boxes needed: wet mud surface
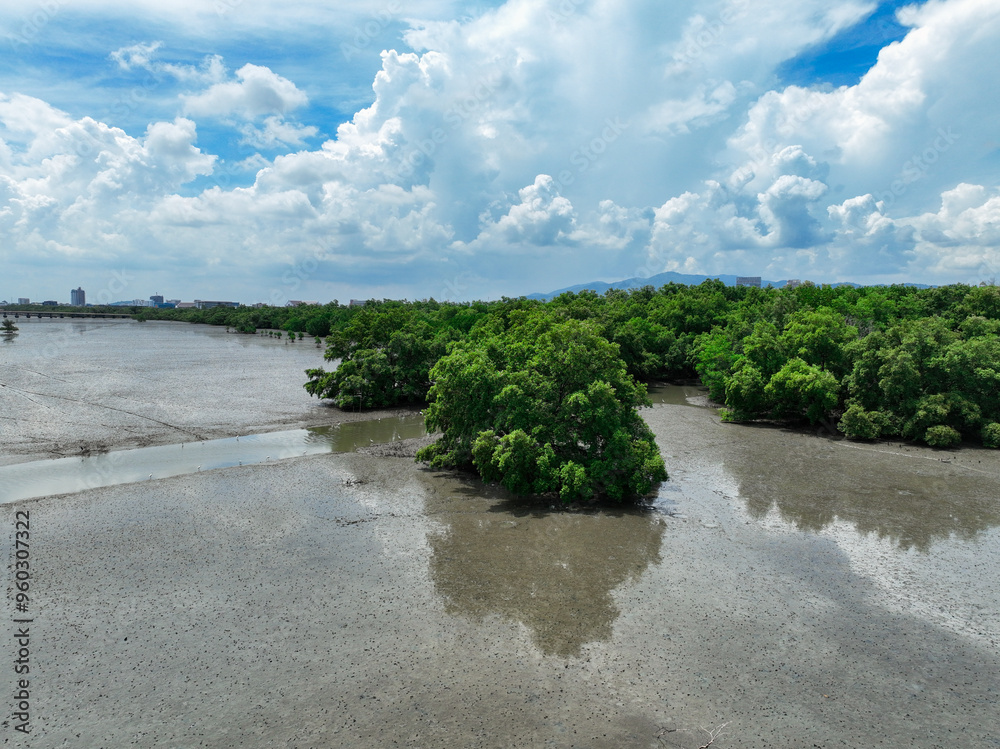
[0,319,405,466]
[2,323,999,747]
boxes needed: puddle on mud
[0,413,426,504]
[421,477,665,657]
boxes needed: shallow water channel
[0,414,426,503]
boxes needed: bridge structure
[0,310,134,319]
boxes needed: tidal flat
[0,318,412,467]
[2,322,998,747]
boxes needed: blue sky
[778,0,911,87]
[1,0,998,304]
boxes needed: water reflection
[424,480,664,657]
[0,414,426,504]
[308,415,426,450]
[721,431,1000,552]
[646,383,712,407]
[71,322,102,333]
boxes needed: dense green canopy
[416,316,667,502]
[136,280,1000,459]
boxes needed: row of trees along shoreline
[129,281,1000,501]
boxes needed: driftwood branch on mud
[656,720,730,749]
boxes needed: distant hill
[526,271,929,300]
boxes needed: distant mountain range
[526,271,931,300]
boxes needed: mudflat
[3,322,999,747]
[0,319,413,466]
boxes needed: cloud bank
[1,0,998,302]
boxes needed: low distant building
[149,294,173,308]
[286,300,319,307]
[71,287,86,306]
[194,300,240,309]
[175,302,197,309]
[17,298,29,305]
[736,276,762,288]
[41,300,58,306]
[349,299,367,307]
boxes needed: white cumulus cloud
[3,0,1000,299]
[182,63,309,120]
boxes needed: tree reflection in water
[423,476,665,657]
[721,427,1000,552]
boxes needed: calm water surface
[0,415,427,504]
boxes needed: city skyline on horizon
[7,266,982,309]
